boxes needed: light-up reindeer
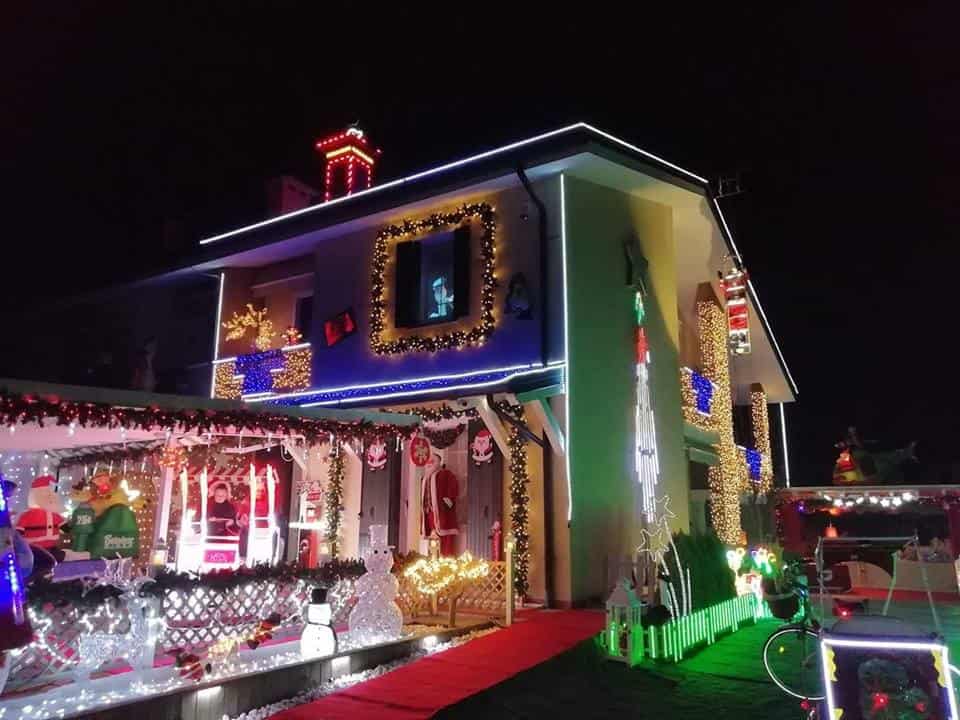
[74,560,162,681]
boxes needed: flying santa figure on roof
[15,475,65,550]
[421,452,459,556]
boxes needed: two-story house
[119,124,797,607]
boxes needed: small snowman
[348,524,402,645]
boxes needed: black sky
[2,4,958,484]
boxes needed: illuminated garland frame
[324,444,346,558]
[496,401,530,598]
[0,389,411,445]
[370,203,497,355]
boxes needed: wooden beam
[476,397,511,457]
[528,397,566,456]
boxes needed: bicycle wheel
[763,626,825,700]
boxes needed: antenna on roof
[714,173,744,199]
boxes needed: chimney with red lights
[315,127,380,202]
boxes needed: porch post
[152,437,177,565]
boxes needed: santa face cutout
[366,440,387,472]
[471,430,494,465]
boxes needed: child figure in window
[207,482,237,537]
[429,275,454,319]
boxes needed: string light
[749,384,773,493]
[324,444,345,558]
[697,294,742,545]
[403,552,490,596]
[370,203,497,355]
[634,292,660,522]
[497,401,530,597]
[316,128,379,202]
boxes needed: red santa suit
[15,476,64,550]
[422,466,459,556]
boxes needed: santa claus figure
[15,476,65,550]
[471,430,494,465]
[366,439,387,472]
[421,453,459,556]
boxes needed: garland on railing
[0,389,415,445]
[26,560,367,610]
[325,444,346,558]
[496,401,530,597]
[423,423,466,449]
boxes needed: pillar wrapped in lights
[696,285,742,545]
[749,383,773,494]
[324,443,345,558]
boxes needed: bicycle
[761,562,826,703]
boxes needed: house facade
[123,125,798,606]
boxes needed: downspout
[516,166,554,607]
[516,166,549,368]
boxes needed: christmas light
[497,401,531,597]
[317,127,379,202]
[720,266,751,355]
[324,444,345,558]
[200,123,706,247]
[209,272,225,399]
[223,304,276,352]
[820,638,959,720]
[560,173,573,522]
[749,385,773,493]
[403,552,490,596]
[697,294,742,544]
[634,292,660,522]
[369,203,496,355]
[779,403,791,487]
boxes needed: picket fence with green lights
[605,593,772,665]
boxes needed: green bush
[662,530,735,612]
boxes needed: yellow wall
[563,175,689,605]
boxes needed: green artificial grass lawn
[434,619,803,720]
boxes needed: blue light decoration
[745,448,762,482]
[690,371,714,414]
[0,473,30,639]
[235,349,285,395]
[265,363,564,407]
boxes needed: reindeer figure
[74,561,161,681]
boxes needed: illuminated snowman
[348,524,402,645]
[300,586,337,658]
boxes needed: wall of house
[304,185,546,388]
[559,175,689,606]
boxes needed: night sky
[3,6,957,485]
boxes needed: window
[394,226,471,328]
[295,295,313,340]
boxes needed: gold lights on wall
[749,384,773,494]
[696,296,742,546]
[369,203,497,355]
[273,347,312,391]
[214,362,242,400]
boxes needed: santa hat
[32,475,56,490]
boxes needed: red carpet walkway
[274,609,604,720]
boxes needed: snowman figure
[348,524,402,645]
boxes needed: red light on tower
[315,127,380,202]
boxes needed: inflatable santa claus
[421,453,459,556]
[15,475,64,550]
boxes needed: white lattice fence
[4,578,359,693]
[450,560,509,614]
[7,601,133,690]
[159,579,307,653]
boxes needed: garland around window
[369,203,497,355]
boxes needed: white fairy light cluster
[227,627,499,720]
[347,525,403,645]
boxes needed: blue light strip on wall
[259,363,564,407]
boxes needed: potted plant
[762,559,800,620]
